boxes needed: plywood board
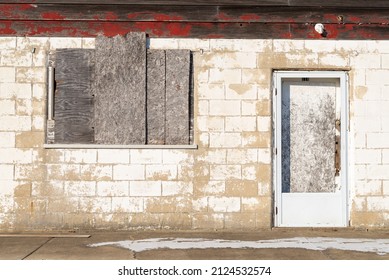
[94,33,147,144]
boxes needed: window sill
[43,144,198,149]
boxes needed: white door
[274,71,348,227]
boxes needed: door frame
[273,71,349,227]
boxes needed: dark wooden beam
[5,1,389,8]
[2,20,389,39]
[2,4,389,24]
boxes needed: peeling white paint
[89,237,389,255]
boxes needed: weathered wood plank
[55,49,95,97]
[165,50,190,145]
[54,49,94,144]
[94,33,147,145]
[147,50,166,145]
[4,5,389,24]
[54,97,94,143]
[3,21,389,39]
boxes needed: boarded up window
[48,33,193,145]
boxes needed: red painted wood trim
[1,20,389,39]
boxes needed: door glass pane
[281,80,338,193]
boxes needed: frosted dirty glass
[281,82,337,193]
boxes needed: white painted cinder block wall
[0,36,389,231]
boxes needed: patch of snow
[88,237,389,255]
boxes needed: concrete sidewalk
[1,229,389,260]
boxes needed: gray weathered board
[94,33,147,145]
[281,81,336,193]
[54,49,95,144]
[147,50,166,144]
[165,50,191,145]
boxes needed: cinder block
[383,181,389,195]
[197,116,225,132]
[199,52,256,69]
[210,39,272,52]
[226,84,257,100]
[192,197,208,212]
[367,133,389,148]
[146,164,178,180]
[209,68,241,83]
[78,197,112,213]
[285,53,319,67]
[258,148,271,164]
[178,39,210,51]
[1,50,32,67]
[336,41,368,53]
[210,164,241,180]
[224,213,258,229]
[319,54,349,67]
[226,149,257,164]
[82,38,96,49]
[192,213,224,229]
[149,38,179,49]
[130,181,161,196]
[366,196,389,211]
[16,99,33,116]
[50,38,82,49]
[194,180,225,195]
[0,83,32,99]
[97,181,129,197]
[80,165,112,181]
[162,181,193,196]
[112,197,144,213]
[197,83,224,100]
[257,116,271,132]
[242,132,270,148]
[15,131,44,148]
[209,133,241,148]
[197,100,209,116]
[225,116,256,132]
[354,117,381,132]
[197,149,226,164]
[0,164,14,180]
[130,150,162,164]
[196,68,209,83]
[0,67,15,82]
[355,149,381,164]
[0,148,32,164]
[16,67,45,83]
[366,69,389,85]
[304,40,337,53]
[98,149,129,164]
[16,37,49,50]
[65,150,97,164]
[32,116,45,131]
[241,101,256,116]
[366,165,389,180]
[209,100,241,116]
[353,86,381,101]
[0,180,14,195]
[354,164,367,180]
[354,132,366,148]
[0,38,16,49]
[381,150,389,163]
[355,180,382,196]
[351,54,381,69]
[0,100,15,115]
[242,69,270,85]
[225,179,258,197]
[273,40,305,52]
[65,181,96,197]
[163,150,194,164]
[113,164,145,180]
[32,84,44,100]
[0,116,31,131]
[208,196,240,212]
[0,132,15,147]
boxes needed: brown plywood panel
[54,49,94,143]
[281,81,337,193]
[165,50,190,145]
[147,50,166,144]
[94,33,146,144]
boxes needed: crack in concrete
[22,237,54,260]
